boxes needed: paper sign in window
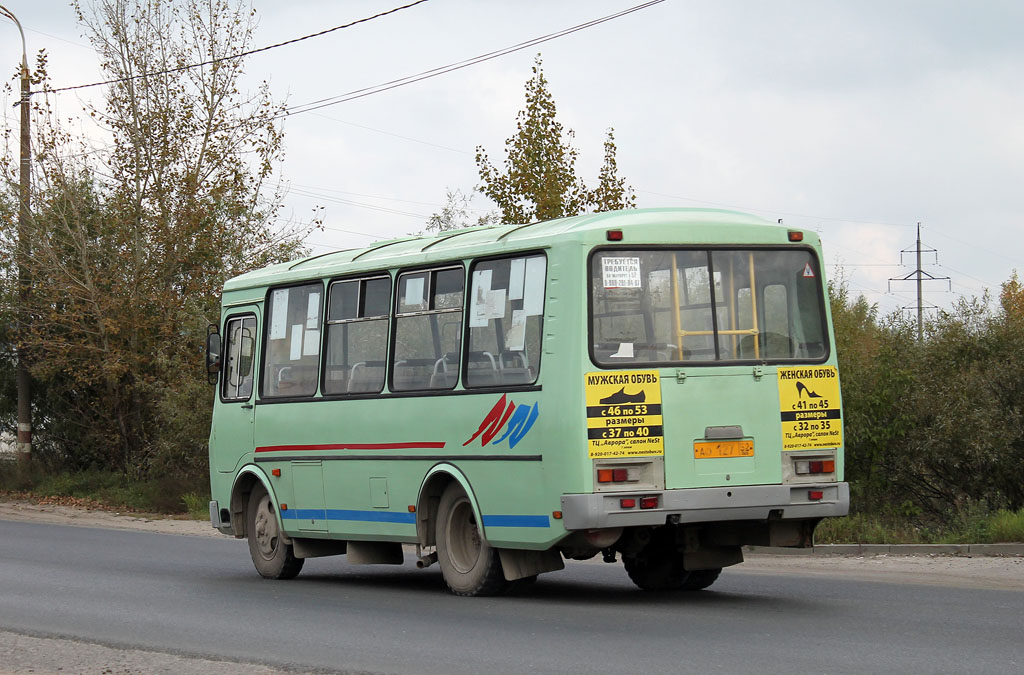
[270,289,288,340]
[508,258,526,301]
[602,256,642,289]
[289,324,303,361]
[404,277,425,309]
[303,329,320,357]
[306,292,320,329]
[484,289,506,320]
[469,270,492,328]
[505,310,527,351]
[610,342,635,358]
[523,257,546,316]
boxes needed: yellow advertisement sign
[585,370,664,459]
[777,366,843,450]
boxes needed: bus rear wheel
[247,484,303,580]
[623,551,690,591]
[436,484,508,596]
[680,568,721,591]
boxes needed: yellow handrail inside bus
[671,253,683,361]
[748,252,760,360]
[671,251,761,361]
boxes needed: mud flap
[499,548,565,581]
[683,546,744,571]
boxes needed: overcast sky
[4,0,1023,317]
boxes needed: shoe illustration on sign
[796,381,822,399]
[599,387,646,405]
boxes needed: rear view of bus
[564,220,848,590]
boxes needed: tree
[591,128,636,212]
[1,0,305,482]
[425,188,500,233]
[475,55,596,224]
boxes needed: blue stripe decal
[280,509,546,527]
[279,508,414,524]
[482,515,551,528]
[280,509,325,520]
[326,509,416,524]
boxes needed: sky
[3,0,1023,318]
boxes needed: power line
[289,186,430,220]
[308,112,472,155]
[43,0,432,95]
[33,0,666,158]
[266,0,667,120]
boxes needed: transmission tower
[888,223,950,340]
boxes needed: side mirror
[205,324,221,385]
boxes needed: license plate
[694,439,754,458]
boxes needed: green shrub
[986,509,1024,543]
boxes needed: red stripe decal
[255,442,446,453]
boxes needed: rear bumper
[560,482,849,530]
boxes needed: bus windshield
[591,248,828,365]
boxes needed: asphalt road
[0,519,1021,674]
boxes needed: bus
[205,207,849,596]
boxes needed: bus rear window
[590,248,828,365]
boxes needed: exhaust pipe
[416,552,438,569]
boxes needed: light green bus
[206,207,849,596]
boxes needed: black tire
[680,568,721,591]
[246,484,303,580]
[435,484,509,596]
[623,552,690,591]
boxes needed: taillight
[795,457,836,475]
[597,467,632,484]
[639,496,659,510]
[619,498,636,509]
[808,490,824,501]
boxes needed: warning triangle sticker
[802,263,815,278]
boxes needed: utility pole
[1,5,32,463]
[889,222,950,341]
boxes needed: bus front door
[213,307,260,474]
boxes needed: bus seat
[429,354,458,389]
[276,365,317,395]
[348,361,384,393]
[393,360,430,391]
[324,365,349,393]
[465,351,499,387]
[499,351,533,385]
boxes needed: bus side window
[324,275,391,395]
[466,254,545,387]
[392,266,464,392]
[262,283,323,398]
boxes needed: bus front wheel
[246,484,303,580]
[435,484,508,596]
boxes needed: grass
[986,509,1024,543]
[0,463,209,517]
[815,510,1024,545]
